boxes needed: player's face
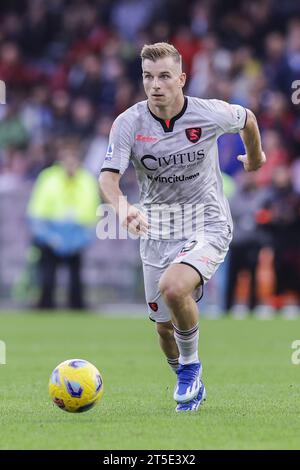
[142,57,186,108]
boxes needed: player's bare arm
[99,171,148,236]
[237,109,266,171]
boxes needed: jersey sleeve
[100,114,134,175]
[205,99,247,137]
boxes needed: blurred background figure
[83,116,112,177]
[226,172,267,317]
[27,139,99,309]
[200,172,236,317]
[256,166,300,317]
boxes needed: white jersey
[100,96,247,240]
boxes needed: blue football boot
[175,380,206,412]
[173,362,202,403]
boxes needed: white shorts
[140,226,232,323]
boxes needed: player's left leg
[167,228,232,408]
[156,321,179,372]
[159,264,203,403]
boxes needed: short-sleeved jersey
[100,96,247,240]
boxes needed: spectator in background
[0,102,29,151]
[84,115,112,177]
[226,171,267,314]
[0,41,44,90]
[187,33,225,98]
[263,31,286,91]
[255,128,291,187]
[257,166,300,316]
[111,0,159,41]
[20,85,52,145]
[27,138,99,309]
[258,92,296,157]
[69,97,95,140]
[68,54,103,104]
[291,158,300,194]
[276,19,300,97]
[49,90,72,138]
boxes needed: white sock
[173,323,199,365]
[167,357,179,373]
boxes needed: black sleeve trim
[241,108,248,130]
[100,168,120,174]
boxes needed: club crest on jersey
[148,302,158,312]
[185,128,202,143]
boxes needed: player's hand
[237,151,266,172]
[121,205,149,237]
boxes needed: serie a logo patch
[105,143,114,161]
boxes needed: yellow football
[49,359,104,412]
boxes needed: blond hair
[141,42,182,68]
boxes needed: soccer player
[99,43,266,412]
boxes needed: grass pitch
[0,312,299,450]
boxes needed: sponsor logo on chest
[140,150,205,171]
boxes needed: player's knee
[159,279,186,305]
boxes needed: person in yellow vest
[27,139,99,309]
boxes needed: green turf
[0,312,299,450]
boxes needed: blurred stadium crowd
[0,0,300,314]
